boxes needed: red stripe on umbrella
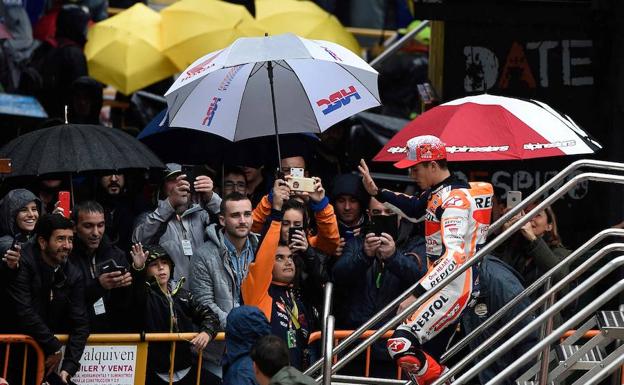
[374,95,599,163]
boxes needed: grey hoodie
[0,189,41,255]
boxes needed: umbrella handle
[267,60,282,166]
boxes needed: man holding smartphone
[359,135,493,385]
[332,197,426,377]
[70,201,133,332]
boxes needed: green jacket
[269,367,316,385]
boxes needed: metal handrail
[305,159,624,375]
[323,316,335,385]
[454,256,624,385]
[369,21,430,68]
[440,228,624,363]
[580,346,624,385]
[324,172,624,376]
[321,283,334,355]
[490,159,624,234]
[331,375,410,384]
[305,170,624,376]
[432,242,624,385]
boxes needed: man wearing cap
[359,135,492,385]
[132,163,222,289]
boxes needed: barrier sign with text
[72,344,147,385]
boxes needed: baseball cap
[164,163,182,179]
[393,135,447,169]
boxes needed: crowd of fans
[0,143,574,385]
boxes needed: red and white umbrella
[374,94,602,162]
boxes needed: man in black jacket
[8,214,89,383]
[70,201,134,332]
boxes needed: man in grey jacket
[190,192,260,380]
[132,164,221,288]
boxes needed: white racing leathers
[377,176,493,345]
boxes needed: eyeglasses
[224,181,246,189]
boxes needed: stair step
[596,310,624,339]
[555,344,605,370]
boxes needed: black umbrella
[0,124,164,177]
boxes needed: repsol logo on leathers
[411,295,451,333]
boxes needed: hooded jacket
[330,173,369,237]
[269,367,316,385]
[222,306,271,385]
[0,189,41,322]
[133,196,221,288]
[190,223,260,366]
[0,188,41,255]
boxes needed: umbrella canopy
[161,0,265,71]
[84,3,177,95]
[165,33,380,149]
[0,124,164,177]
[374,94,602,162]
[255,0,360,54]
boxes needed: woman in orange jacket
[251,177,340,256]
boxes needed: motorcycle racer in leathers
[359,135,493,385]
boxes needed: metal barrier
[55,332,225,385]
[306,168,624,378]
[451,257,624,384]
[0,335,45,385]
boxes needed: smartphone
[287,176,316,193]
[370,214,399,240]
[58,191,71,219]
[0,159,11,174]
[506,191,522,209]
[10,233,27,251]
[96,259,128,276]
[288,226,304,244]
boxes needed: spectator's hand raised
[376,233,396,259]
[99,270,132,290]
[194,175,215,202]
[358,159,379,196]
[363,233,381,258]
[191,331,211,351]
[272,178,290,211]
[52,200,66,217]
[289,229,308,253]
[3,244,20,270]
[168,175,190,209]
[131,243,149,270]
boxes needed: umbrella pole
[267,60,282,167]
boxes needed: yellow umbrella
[255,0,361,54]
[161,0,265,70]
[85,3,177,95]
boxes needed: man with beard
[7,214,89,384]
[191,192,260,382]
[70,201,133,332]
[98,173,147,251]
[133,164,221,288]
